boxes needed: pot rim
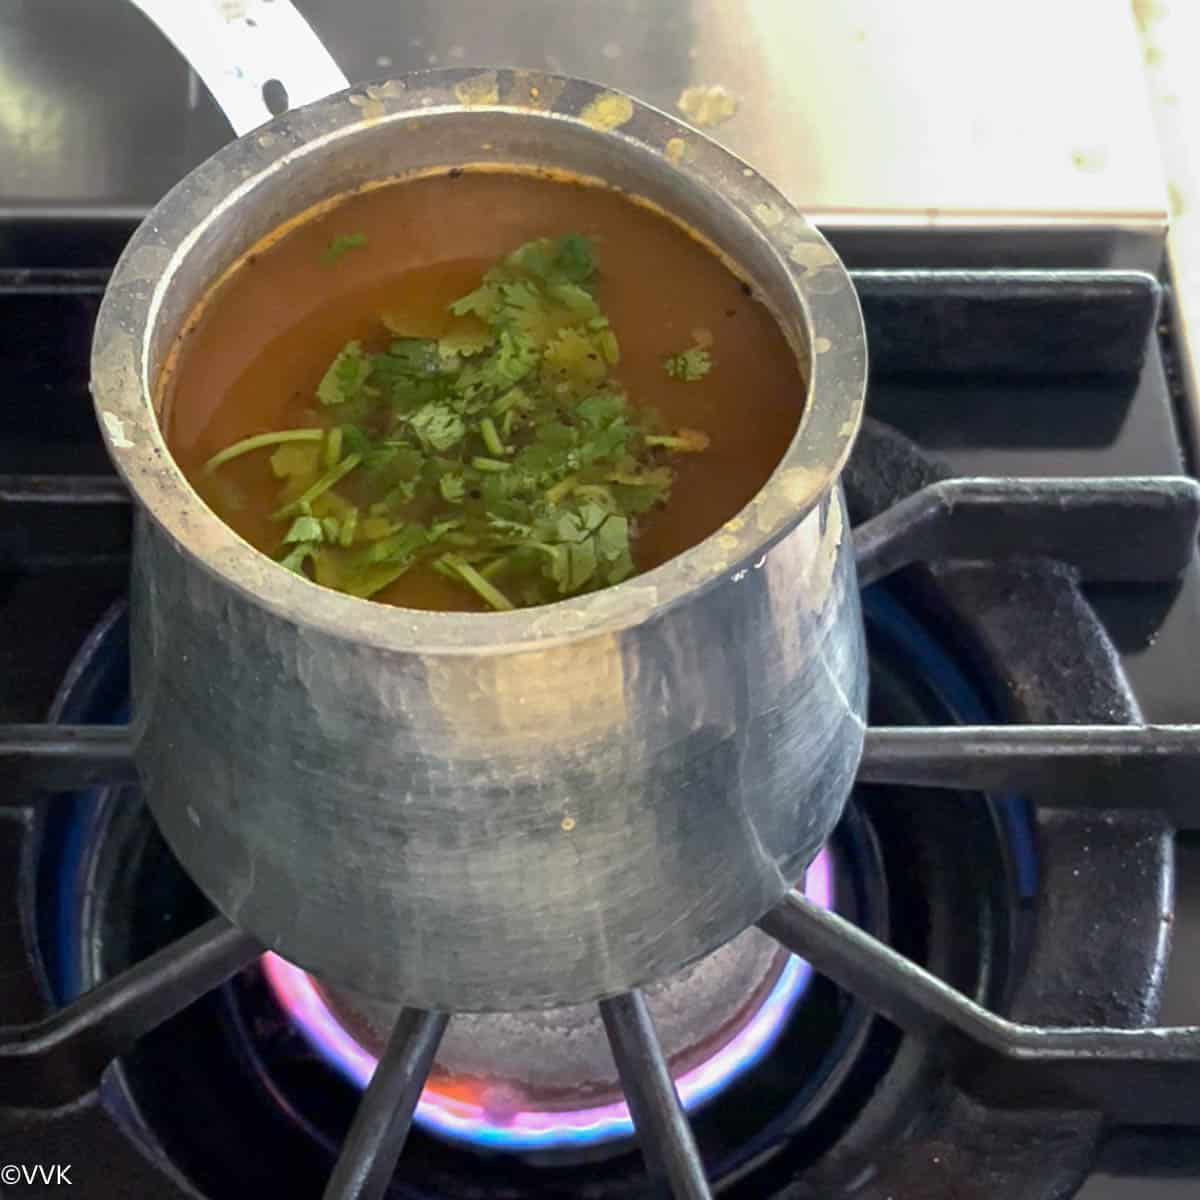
[91,67,866,654]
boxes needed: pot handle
[127,0,349,138]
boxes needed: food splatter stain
[579,91,635,132]
[677,84,739,128]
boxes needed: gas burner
[27,468,1045,1196]
[7,261,1200,1200]
[262,853,832,1152]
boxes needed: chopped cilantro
[279,542,319,575]
[449,282,500,321]
[203,427,324,475]
[408,402,466,452]
[317,342,373,406]
[549,282,600,318]
[479,417,507,457]
[437,553,515,611]
[544,327,609,390]
[283,515,325,544]
[341,424,372,457]
[438,324,492,366]
[364,524,428,566]
[548,233,596,284]
[645,428,711,453]
[663,346,712,381]
[439,472,466,502]
[503,234,595,285]
[205,233,711,609]
[271,452,363,520]
[322,426,344,468]
[323,233,368,264]
[388,338,441,375]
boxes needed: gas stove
[3,221,1200,1197]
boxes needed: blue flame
[263,846,834,1151]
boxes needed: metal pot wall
[92,8,868,1011]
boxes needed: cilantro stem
[347,560,415,599]
[544,475,576,505]
[479,417,507,457]
[339,507,359,547]
[471,456,511,472]
[323,426,343,468]
[203,428,324,475]
[575,484,615,506]
[271,452,363,520]
[479,556,510,579]
[644,429,711,453]
[439,554,515,611]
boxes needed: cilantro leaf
[317,341,373,406]
[271,452,363,520]
[503,235,595,286]
[338,558,417,599]
[408,402,466,451]
[388,338,441,375]
[438,323,492,366]
[549,234,596,284]
[364,524,428,565]
[283,515,325,544]
[543,327,608,390]
[503,238,558,280]
[279,542,319,575]
[493,329,537,386]
[495,280,557,345]
[577,392,626,427]
[323,233,368,264]
[439,472,466,502]
[549,282,600,318]
[663,346,712,381]
[267,438,322,480]
[449,282,501,320]
[340,424,372,457]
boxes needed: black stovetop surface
[3,218,1200,1198]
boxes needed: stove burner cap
[262,849,834,1151]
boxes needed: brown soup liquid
[163,170,805,611]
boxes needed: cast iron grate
[3,484,1200,1199]
[4,261,1200,1197]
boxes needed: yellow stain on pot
[503,71,566,111]
[753,202,784,229]
[347,93,386,121]
[579,92,635,132]
[677,84,739,128]
[786,239,837,272]
[365,80,406,101]
[454,71,500,107]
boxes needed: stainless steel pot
[93,4,868,1011]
